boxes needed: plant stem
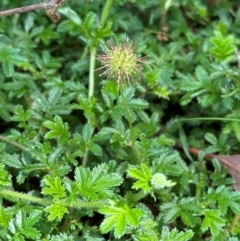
[132,190,148,202]
[88,46,97,98]
[83,44,96,166]
[0,189,108,209]
[82,147,89,167]
[100,0,113,26]
[0,134,26,150]
[221,88,240,97]
[120,85,141,163]
[0,189,51,206]
[83,0,114,166]
[176,117,240,123]
[228,214,240,233]
[88,0,113,98]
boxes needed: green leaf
[99,202,144,238]
[161,198,201,227]
[206,186,240,214]
[204,132,217,145]
[88,142,103,156]
[204,133,229,153]
[136,217,159,241]
[0,206,12,228]
[127,163,152,192]
[0,164,11,186]
[201,209,225,237]
[154,152,186,176]
[74,163,123,200]
[160,226,194,241]
[82,123,94,142]
[11,105,31,124]
[0,46,27,77]
[42,176,66,200]
[195,65,208,83]
[58,7,81,25]
[2,154,23,169]
[100,86,148,124]
[8,209,41,239]
[177,122,193,161]
[46,204,68,221]
[43,115,70,144]
[223,113,240,142]
[210,30,235,61]
[81,123,103,156]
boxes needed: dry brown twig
[0,0,66,22]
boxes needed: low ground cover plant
[1,0,240,240]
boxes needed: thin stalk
[88,0,113,97]
[82,147,89,167]
[228,214,240,233]
[100,0,113,26]
[120,85,141,163]
[132,190,148,202]
[0,189,51,206]
[176,117,240,123]
[83,46,96,166]
[221,88,240,98]
[0,134,26,150]
[83,0,114,166]
[0,189,108,209]
[88,46,97,97]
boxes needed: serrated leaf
[201,209,225,237]
[42,176,65,200]
[47,88,62,106]
[74,163,123,200]
[46,204,68,221]
[88,142,103,156]
[2,154,23,169]
[127,163,152,192]
[100,215,116,234]
[8,209,41,239]
[0,47,27,77]
[115,213,127,238]
[99,203,144,238]
[82,123,94,142]
[207,186,240,214]
[0,163,11,186]
[154,152,185,176]
[43,115,70,143]
[161,198,201,226]
[210,31,235,61]
[161,226,194,241]
[0,206,12,228]
[195,65,208,83]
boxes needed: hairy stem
[83,0,114,166]
[0,189,51,206]
[0,189,108,209]
[120,85,141,163]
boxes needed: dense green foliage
[1,0,240,240]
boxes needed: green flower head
[150,173,176,190]
[97,36,146,87]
